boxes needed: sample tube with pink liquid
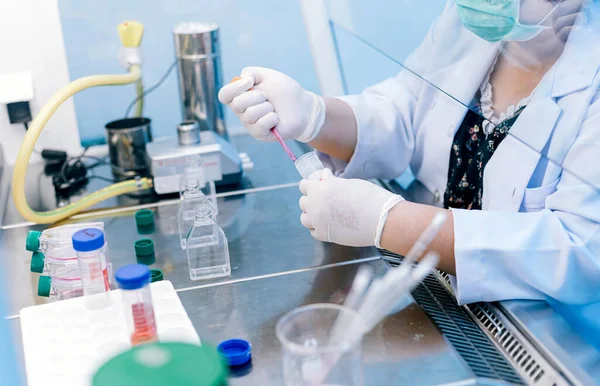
[115,264,158,346]
[72,228,111,309]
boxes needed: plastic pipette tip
[270,128,297,162]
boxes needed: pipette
[270,126,297,162]
[313,213,448,384]
[382,211,447,285]
[313,252,440,385]
[328,265,373,345]
[230,77,297,162]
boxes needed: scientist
[219,0,600,305]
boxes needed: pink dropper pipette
[231,77,297,162]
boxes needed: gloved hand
[218,67,326,142]
[299,169,405,247]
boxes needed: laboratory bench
[1,133,599,385]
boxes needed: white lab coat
[320,2,600,305]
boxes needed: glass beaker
[276,304,364,386]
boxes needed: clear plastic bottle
[30,251,79,277]
[178,178,213,249]
[26,222,105,255]
[27,222,112,288]
[115,264,158,346]
[295,151,325,180]
[37,276,83,300]
[186,204,231,281]
[179,154,218,214]
[72,228,111,309]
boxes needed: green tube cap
[150,269,163,283]
[135,209,154,227]
[135,238,154,256]
[137,223,155,235]
[38,276,51,297]
[26,231,42,252]
[135,238,156,265]
[93,342,227,386]
[30,252,45,273]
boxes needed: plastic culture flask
[276,304,364,386]
[72,228,111,309]
[30,251,80,278]
[31,251,113,293]
[26,222,106,255]
[37,276,83,300]
[295,152,325,180]
[115,264,158,346]
[179,154,218,214]
[27,222,112,287]
[178,178,213,249]
[186,204,231,281]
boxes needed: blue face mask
[456,0,558,42]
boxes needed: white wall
[298,0,346,97]
[0,0,81,165]
[57,0,321,142]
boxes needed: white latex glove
[218,67,326,142]
[299,169,405,247]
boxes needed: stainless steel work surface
[1,134,306,227]
[1,185,378,316]
[178,260,475,385]
[501,300,600,385]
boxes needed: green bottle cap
[38,276,51,297]
[137,223,155,235]
[135,238,156,265]
[26,231,42,252]
[30,252,45,273]
[135,209,154,227]
[150,269,163,283]
[92,342,228,386]
[134,238,154,256]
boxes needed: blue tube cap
[115,264,151,290]
[72,228,105,252]
[217,339,251,367]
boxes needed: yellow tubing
[12,65,153,224]
[135,79,144,116]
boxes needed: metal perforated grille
[380,251,523,382]
[412,273,525,384]
[437,272,567,385]
[469,304,550,384]
[382,250,567,385]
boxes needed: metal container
[173,22,228,141]
[105,117,153,179]
[177,120,201,146]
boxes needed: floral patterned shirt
[443,100,525,210]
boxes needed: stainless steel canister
[173,22,228,141]
[177,120,201,146]
[105,117,153,179]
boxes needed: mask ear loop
[516,1,561,29]
[538,2,560,26]
[500,2,563,70]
